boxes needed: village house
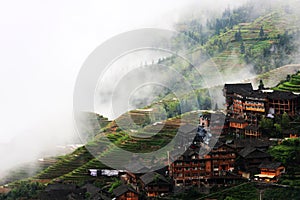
[113,185,139,200]
[140,172,171,198]
[226,138,273,152]
[81,183,111,200]
[169,147,207,186]
[169,140,242,187]
[254,161,285,182]
[283,129,299,139]
[244,125,262,138]
[267,91,299,116]
[223,82,300,138]
[236,146,272,178]
[199,112,228,136]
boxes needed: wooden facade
[229,119,248,129]
[140,172,171,198]
[254,162,285,182]
[244,125,262,138]
[170,143,237,186]
[113,185,139,200]
[237,146,272,176]
[223,83,300,138]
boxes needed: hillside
[166,6,300,94]
[28,110,201,184]
[4,1,300,189]
[274,70,300,92]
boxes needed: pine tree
[240,42,245,54]
[259,26,265,38]
[258,80,265,90]
[235,29,242,41]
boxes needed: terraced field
[34,146,94,180]
[31,109,199,183]
[274,71,300,92]
[197,9,299,82]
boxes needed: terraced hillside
[0,158,57,185]
[34,146,94,181]
[172,8,300,93]
[31,109,201,183]
[274,71,300,92]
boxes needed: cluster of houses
[41,82,298,199]
[223,82,299,138]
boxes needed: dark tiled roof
[211,141,235,150]
[229,139,273,149]
[140,172,169,186]
[81,184,100,196]
[248,90,268,98]
[259,161,282,169]
[224,83,253,94]
[267,90,299,100]
[113,185,138,197]
[245,125,260,131]
[239,146,270,158]
[98,193,111,200]
[45,183,77,192]
[283,129,298,134]
[224,83,299,101]
[229,118,246,123]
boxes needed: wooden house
[267,91,299,116]
[244,125,261,138]
[140,172,171,198]
[254,161,285,182]
[237,146,272,178]
[170,142,240,187]
[113,185,139,200]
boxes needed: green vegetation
[196,182,258,200]
[274,71,300,92]
[34,146,94,180]
[263,187,300,200]
[0,182,45,200]
[108,178,122,193]
[269,138,300,186]
[259,112,292,138]
[168,4,300,94]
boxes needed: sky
[0,0,248,173]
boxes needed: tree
[258,79,265,90]
[274,123,282,137]
[240,42,245,54]
[281,112,290,129]
[214,103,219,111]
[259,116,274,136]
[259,26,265,38]
[235,29,242,41]
[203,98,211,110]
